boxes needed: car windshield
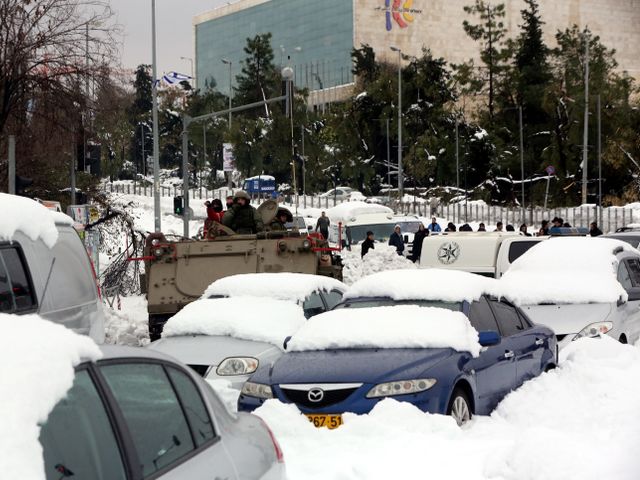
[346,224,396,245]
[336,298,463,311]
[395,221,423,233]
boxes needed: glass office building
[195,0,355,95]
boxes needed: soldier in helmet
[269,208,292,231]
[222,190,264,234]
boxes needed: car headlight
[241,381,273,399]
[366,378,437,399]
[216,357,258,376]
[574,321,613,341]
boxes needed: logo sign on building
[223,143,235,172]
[379,0,423,32]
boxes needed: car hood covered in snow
[266,348,455,385]
[521,303,613,335]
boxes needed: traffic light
[173,196,184,215]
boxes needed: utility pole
[140,124,146,177]
[8,136,15,194]
[151,0,161,232]
[519,106,525,223]
[581,33,590,205]
[455,118,460,190]
[386,118,391,199]
[202,123,207,189]
[70,137,77,205]
[301,124,306,206]
[390,46,403,198]
[597,94,602,226]
[182,115,190,238]
[221,58,233,190]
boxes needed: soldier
[222,190,264,234]
[269,208,292,231]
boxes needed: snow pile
[203,273,345,302]
[0,193,61,248]
[500,237,630,305]
[327,201,393,221]
[104,296,150,346]
[255,337,640,480]
[342,244,416,285]
[0,313,101,479]
[344,269,499,302]
[162,297,306,347]
[287,306,481,356]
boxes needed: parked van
[418,232,544,278]
[326,202,396,249]
[0,194,104,342]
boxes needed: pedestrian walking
[315,211,330,240]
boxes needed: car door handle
[535,338,544,346]
[503,350,515,359]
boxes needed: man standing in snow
[222,190,264,234]
[427,217,441,233]
[361,231,375,258]
[590,222,603,237]
[411,224,428,262]
[495,221,504,232]
[388,225,405,255]
[315,211,330,239]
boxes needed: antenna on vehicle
[37,258,56,315]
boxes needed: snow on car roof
[500,237,632,305]
[245,175,275,181]
[0,193,71,248]
[326,201,393,221]
[202,273,345,301]
[0,313,101,478]
[343,268,500,303]
[287,305,481,356]
[162,297,307,347]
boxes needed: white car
[319,186,362,201]
[500,237,640,349]
[148,273,346,388]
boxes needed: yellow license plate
[306,414,343,429]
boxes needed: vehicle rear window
[0,246,36,313]
[508,241,540,263]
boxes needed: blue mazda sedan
[237,270,557,426]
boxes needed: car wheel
[447,388,472,426]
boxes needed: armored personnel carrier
[143,200,342,340]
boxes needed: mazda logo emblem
[307,388,324,402]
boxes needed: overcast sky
[108,0,231,76]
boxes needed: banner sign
[223,143,235,172]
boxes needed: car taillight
[259,418,284,463]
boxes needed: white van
[418,232,544,278]
[326,202,396,249]
[0,194,104,342]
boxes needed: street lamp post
[221,59,233,127]
[390,46,403,199]
[151,0,161,232]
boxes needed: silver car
[148,273,346,388]
[0,207,104,342]
[39,345,285,480]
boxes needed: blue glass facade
[195,0,354,94]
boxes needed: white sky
[108,0,231,76]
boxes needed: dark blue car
[238,295,557,426]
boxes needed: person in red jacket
[204,199,224,237]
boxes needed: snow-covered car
[4,313,285,480]
[326,201,396,248]
[500,237,640,349]
[238,269,556,426]
[147,273,346,388]
[319,187,362,202]
[0,193,104,342]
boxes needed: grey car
[39,345,285,480]
[0,208,104,342]
[148,273,346,388]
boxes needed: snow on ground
[104,295,150,346]
[0,313,101,479]
[0,193,69,248]
[344,269,499,302]
[255,337,640,480]
[501,237,630,305]
[163,297,306,347]
[203,273,345,301]
[287,306,481,356]
[342,244,416,285]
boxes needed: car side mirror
[478,331,501,347]
[283,336,292,350]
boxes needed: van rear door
[495,237,544,278]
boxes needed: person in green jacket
[222,190,264,234]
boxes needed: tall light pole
[221,59,233,127]
[180,56,194,86]
[151,0,161,232]
[390,46,403,198]
[518,105,525,222]
[581,32,590,205]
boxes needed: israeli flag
[154,71,192,88]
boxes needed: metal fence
[104,183,635,233]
